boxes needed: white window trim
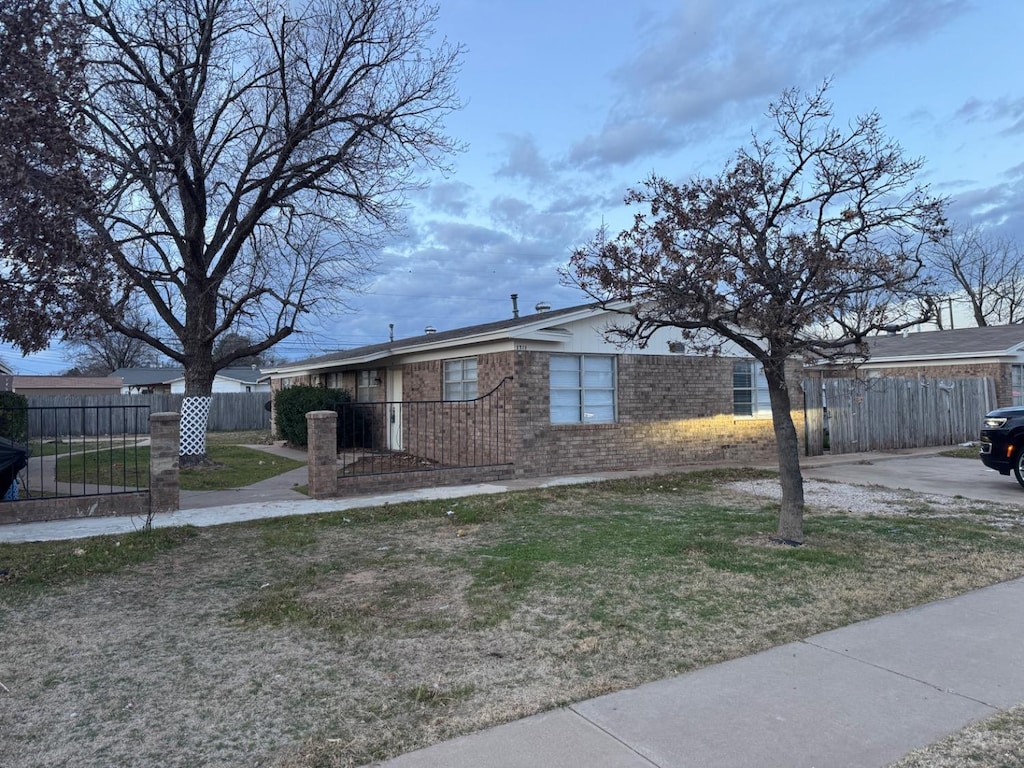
[356,370,378,403]
[733,360,772,419]
[444,357,479,401]
[1012,363,1024,406]
[550,354,616,424]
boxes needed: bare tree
[66,338,159,376]
[568,84,946,544]
[212,331,279,367]
[17,0,461,459]
[67,308,160,375]
[925,224,1024,327]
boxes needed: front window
[733,360,771,418]
[1013,364,1024,406]
[356,370,378,402]
[444,357,478,401]
[550,355,615,424]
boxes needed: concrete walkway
[3,445,1021,766]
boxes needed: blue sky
[5,0,1024,374]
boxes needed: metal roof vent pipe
[424,325,436,334]
[510,293,519,318]
[535,301,551,313]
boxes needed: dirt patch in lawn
[4,472,1024,767]
[339,451,444,476]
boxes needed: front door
[387,368,403,450]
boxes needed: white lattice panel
[180,396,212,456]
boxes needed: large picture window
[733,360,771,418]
[1013,364,1024,406]
[444,357,478,401]
[550,355,615,424]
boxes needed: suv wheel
[1014,447,1024,489]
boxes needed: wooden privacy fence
[25,392,270,435]
[802,379,825,457]
[806,376,996,456]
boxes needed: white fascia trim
[266,305,619,377]
[265,349,395,376]
[509,328,574,341]
[859,352,1017,367]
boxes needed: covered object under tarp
[0,436,29,500]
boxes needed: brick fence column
[150,412,180,514]
[307,410,338,499]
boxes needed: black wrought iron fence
[1,404,150,501]
[335,377,512,477]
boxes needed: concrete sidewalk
[375,576,1024,768]
[0,471,639,543]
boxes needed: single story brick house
[265,303,805,479]
[826,325,1024,408]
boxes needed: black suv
[979,406,1024,487]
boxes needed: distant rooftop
[866,324,1024,360]
[113,366,265,386]
[11,375,122,390]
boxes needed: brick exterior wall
[307,410,339,498]
[857,363,1012,407]
[0,492,152,525]
[280,349,807,498]
[150,412,180,513]
[509,351,803,476]
[400,352,513,466]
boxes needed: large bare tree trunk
[765,361,805,544]
[179,289,217,463]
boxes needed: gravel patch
[727,478,1024,526]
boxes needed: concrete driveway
[801,450,1024,506]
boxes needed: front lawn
[2,468,1023,767]
[53,444,304,490]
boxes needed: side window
[550,355,615,424]
[356,370,378,402]
[733,360,771,418]
[444,357,478,401]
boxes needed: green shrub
[273,385,373,449]
[0,391,28,443]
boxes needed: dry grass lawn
[889,705,1024,768]
[2,468,1024,767]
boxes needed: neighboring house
[113,367,181,394]
[10,375,124,397]
[265,302,804,478]
[0,358,11,393]
[113,367,270,394]
[822,325,1024,408]
[167,367,270,394]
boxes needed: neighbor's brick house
[824,325,1024,408]
[264,303,804,479]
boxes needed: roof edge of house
[264,301,628,376]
